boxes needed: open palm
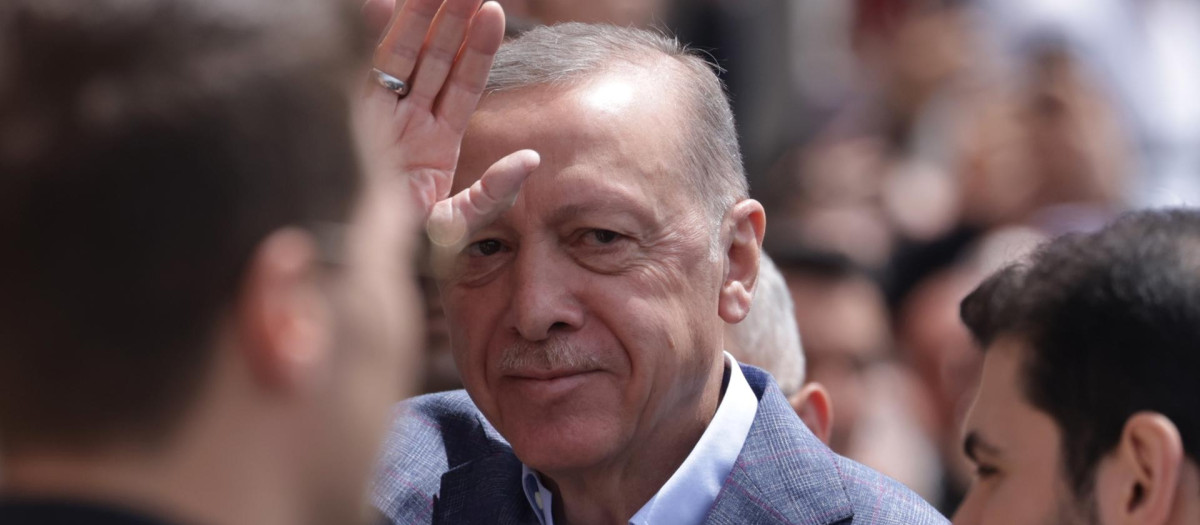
[362,0,538,246]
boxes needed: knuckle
[421,45,457,66]
[381,45,420,65]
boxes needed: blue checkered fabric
[371,364,949,525]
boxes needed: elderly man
[373,23,946,525]
[0,0,533,523]
[724,254,833,444]
[953,210,1200,524]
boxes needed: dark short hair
[0,0,367,452]
[960,209,1200,495]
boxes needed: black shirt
[0,499,175,525]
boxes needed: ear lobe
[237,228,332,392]
[717,200,766,324]
[791,382,834,445]
[1096,412,1184,525]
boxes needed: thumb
[426,149,539,248]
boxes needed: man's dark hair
[960,209,1200,496]
[0,0,367,452]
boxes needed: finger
[407,0,485,107]
[435,1,505,131]
[362,0,397,44]
[373,0,441,82]
[427,149,539,247]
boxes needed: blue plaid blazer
[372,364,948,524]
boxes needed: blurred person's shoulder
[372,390,517,524]
[0,499,175,524]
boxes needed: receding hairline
[483,23,749,226]
[466,59,709,199]
[486,45,697,94]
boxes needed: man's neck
[538,357,727,525]
[0,373,307,525]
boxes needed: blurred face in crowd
[301,117,424,521]
[953,338,1093,525]
[443,65,731,473]
[900,268,984,434]
[784,271,889,452]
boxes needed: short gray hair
[486,23,748,223]
[725,254,806,395]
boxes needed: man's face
[444,67,728,472]
[953,338,1095,525]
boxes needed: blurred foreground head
[0,1,421,524]
[954,210,1200,525]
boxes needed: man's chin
[513,441,617,476]
[502,418,626,475]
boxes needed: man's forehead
[963,338,1050,448]
[970,341,1025,413]
[474,68,681,135]
[454,69,689,194]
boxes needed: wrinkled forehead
[453,64,692,196]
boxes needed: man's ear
[1094,412,1184,525]
[236,228,333,392]
[790,382,834,444]
[717,199,766,324]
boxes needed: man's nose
[509,244,584,342]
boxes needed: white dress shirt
[521,352,759,525]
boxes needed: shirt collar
[520,352,759,525]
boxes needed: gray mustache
[498,338,605,373]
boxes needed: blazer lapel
[433,449,540,525]
[705,365,855,525]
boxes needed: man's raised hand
[361,0,537,248]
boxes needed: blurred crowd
[414,0,1200,514]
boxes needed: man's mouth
[502,369,601,398]
[507,368,597,381]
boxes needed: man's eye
[588,229,620,244]
[468,239,505,256]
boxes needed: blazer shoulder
[833,455,949,525]
[372,390,509,524]
[718,364,948,525]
